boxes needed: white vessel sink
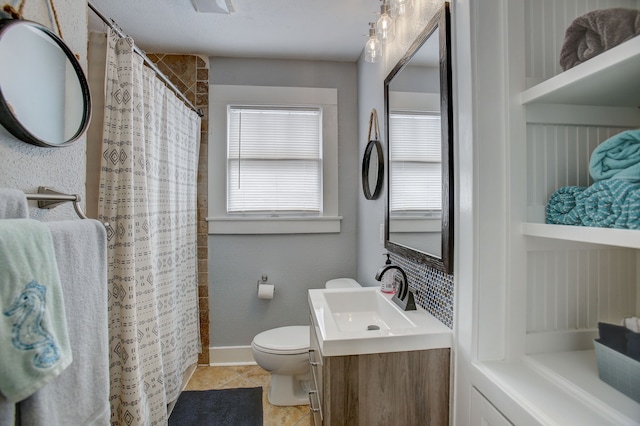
[321,289,416,332]
[308,287,452,356]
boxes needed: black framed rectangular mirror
[384,2,453,274]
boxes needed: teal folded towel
[546,180,640,228]
[545,186,586,225]
[0,219,72,402]
[576,179,640,228]
[589,129,640,181]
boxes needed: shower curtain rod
[87,1,204,118]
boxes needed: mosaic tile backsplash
[389,253,454,329]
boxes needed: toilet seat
[252,326,309,355]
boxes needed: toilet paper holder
[257,274,275,291]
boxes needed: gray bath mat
[169,387,263,426]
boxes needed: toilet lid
[252,326,309,355]
[325,278,360,288]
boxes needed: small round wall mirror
[0,19,91,147]
[362,139,384,200]
[362,108,384,200]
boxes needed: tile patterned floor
[185,365,311,426]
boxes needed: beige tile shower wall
[148,54,210,365]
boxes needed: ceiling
[88,0,379,62]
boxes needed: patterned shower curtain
[97,30,201,425]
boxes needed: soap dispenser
[380,253,396,294]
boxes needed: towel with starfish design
[0,219,72,402]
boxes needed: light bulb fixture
[376,0,395,43]
[191,0,234,14]
[390,0,414,19]
[364,22,382,63]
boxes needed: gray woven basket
[594,339,640,403]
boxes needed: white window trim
[207,85,341,234]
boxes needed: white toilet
[251,278,360,406]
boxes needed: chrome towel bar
[25,186,88,219]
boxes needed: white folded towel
[624,316,640,333]
[18,219,110,425]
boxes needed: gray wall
[356,54,388,286]
[0,1,88,221]
[208,58,359,346]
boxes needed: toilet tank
[325,278,361,289]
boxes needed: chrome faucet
[374,265,417,311]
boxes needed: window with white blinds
[227,106,322,214]
[389,111,442,214]
[209,85,339,235]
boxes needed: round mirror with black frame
[0,19,91,147]
[362,138,384,200]
[362,108,384,200]
[384,2,453,274]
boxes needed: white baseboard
[209,345,256,366]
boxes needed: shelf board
[522,223,640,249]
[526,350,640,424]
[520,36,640,107]
[475,351,640,426]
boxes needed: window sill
[207,216,342,235]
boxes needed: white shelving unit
[526,351,640,423]
[521,36,640,247]
[522,223,640,249]
[517,33,640,425]
[520,36,640,108]
[473,356,638,425]
[464,2,640,424]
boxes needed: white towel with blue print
[0,219,72,402]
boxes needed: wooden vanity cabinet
[309,318,450,425]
